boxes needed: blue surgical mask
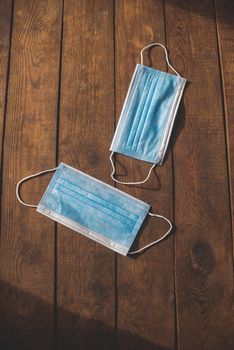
[110,43,186,185]
[16,163,172,256]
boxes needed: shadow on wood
[0,280,173,350]
[167,0,233,25]
[112,154,162,191]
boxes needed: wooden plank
[115,1,175,349]
[165,1,234,349]
[0,1,61,349]
[216,0,234,257]
[0,0,12,174]
[57,1,115,349]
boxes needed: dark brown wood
[216,0,234,258]
[0,1,233,349]
[165,1,234,349]
[57,1,116,349]
[0,1,62,349]
[115,1,175,349]
[0,0,12,173]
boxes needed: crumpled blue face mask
[16,163,172,256]
[110,43,186,185]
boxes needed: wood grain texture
[57,1,115,349]
[0,0,12,174]
[115,1,175,349]
[0,0,61,349]
[216,0,234,257]
[0,1,233,349]
[165,0,234,349]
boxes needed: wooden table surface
[0,1,233,349]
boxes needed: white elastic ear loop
[128,212,173,255]
[110,152,156,185]
[140,42,181,77]
[16,167,58,208]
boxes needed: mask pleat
[124,71,154,150]
[110,64,186,164]
[130,71,161,153]
[37,163,150,253]
[141,77,179,160]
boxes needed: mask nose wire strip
[140,42,181,77]
[128,212,173,255]
[16,167,58,208]
[110,152,156,185]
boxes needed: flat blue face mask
[16,163,172,256]
[110,43,186,185]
